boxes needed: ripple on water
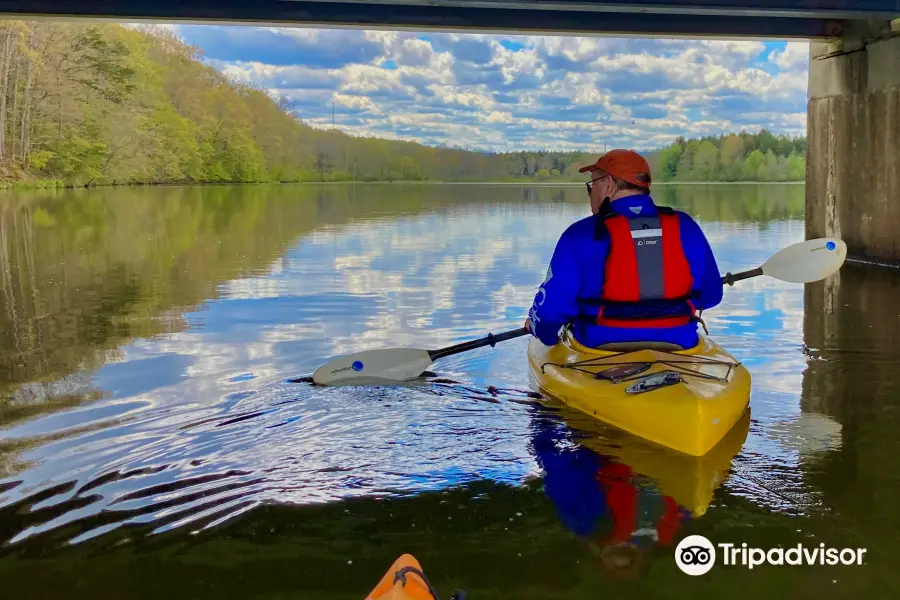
[1,373,543,552]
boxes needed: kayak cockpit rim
[538,327,741,384]
[539,352,739,384]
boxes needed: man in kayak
[524,149,722,350]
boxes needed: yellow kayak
[527,327,751,457]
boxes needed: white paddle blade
[761,237,847,283]
[311,348,433,386]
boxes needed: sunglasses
[586,175,608,195]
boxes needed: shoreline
[0,179,806,191]
[395,180,806,186]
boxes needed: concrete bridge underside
[1,0,899,265]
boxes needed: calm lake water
[1,183,898,599]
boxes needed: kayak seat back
[595,341,686,352]
[559,325,688,354]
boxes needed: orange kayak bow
[365,554,466,600]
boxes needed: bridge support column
[806,20,900,267]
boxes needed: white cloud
[172,24,809,152]
[332,92,382,114]
[770,42,810,73]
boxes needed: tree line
[0,21,806,186]
[651,131,807,182]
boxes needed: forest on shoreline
[0,21,806,188]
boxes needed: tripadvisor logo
[675,535,867,576]
[676,535,717,576]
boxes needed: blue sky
[166,25,809,152]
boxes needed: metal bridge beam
[5,0,899,39]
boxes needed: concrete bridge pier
[806,20,900,268]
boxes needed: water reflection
[530,405,751,578]
[2,182,895,597]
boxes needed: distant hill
[0,21,805,186]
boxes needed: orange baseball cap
[578,149,652,188]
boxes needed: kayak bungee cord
[365,554,467,600]
[538,349,739,385]
[392,565,444,600]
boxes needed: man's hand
[523,318,532,332]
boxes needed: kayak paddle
[311,327,529,386]
[722,237,846,286]
[308,237,846,387]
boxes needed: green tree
[786,152,805,180]
[398,156,422,180]
[757,128,778,154]
[718,134,743,181]
[758,150,783,181]
[692,140,719,181]
[675,141,700,180]
[656,144,683,182]
[742,150,765,180]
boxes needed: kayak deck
[366,554,465,600]
[527,328,751,457]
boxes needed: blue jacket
[527,195,722,349]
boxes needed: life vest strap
[576,297,696,323]
[596,313,694,329]
[577,295,695,308]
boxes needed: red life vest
[582,200,696,329]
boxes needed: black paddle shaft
[722,267,763,286]
[428,327,529,361]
